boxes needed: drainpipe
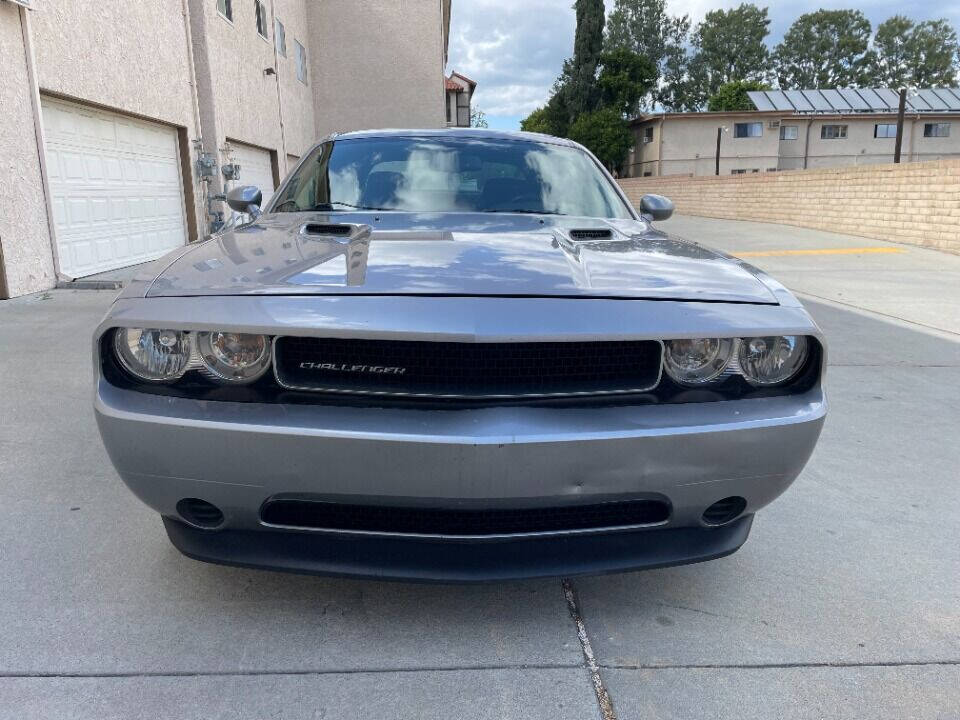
[181,0,206,240]
[18,3,69,283]
[267,0,288,173]
[657,116,665,176]
[802,118,812,169]
[908,115,918,163]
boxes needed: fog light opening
[702,496,747,526]
[176,498,225,529]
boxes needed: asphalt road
[1,216,958,719]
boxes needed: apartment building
[0,0,452,298]
[626,87,960,178]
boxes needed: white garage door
[229,142,276,208]
[41,97,187,277]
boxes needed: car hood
[145,212,778,304]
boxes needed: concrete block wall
[619,159,960,253]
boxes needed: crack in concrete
[562,578,618,720]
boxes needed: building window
[874,123,897,138]
[924,122,950,138]
[446,94,452,124]
[734,122,762,138]
[254,0,269,38]
[779,125,798,140]
[456,92,470,127]
[217,0,232,22]
[643,171,653,177]
[643,126,654,143]
[731,169,747,174]
[821,124,848,139]
[295,40,307,84]
[274,18,286,56]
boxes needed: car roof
[329,127,580,148]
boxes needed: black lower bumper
[163,515,754,582]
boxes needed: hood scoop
[568,228,613,240]
[302,223,354,237]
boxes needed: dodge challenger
[93,129,826,581]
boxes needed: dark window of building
[254,1,269,38]
[779,125,798,140]
[734,122,762,138]
[924,122,950,138]
[821,125,848,139]
[642,126,654,143]
[874,123,897,138]
[295,40,307,84]
[731,169,747,174]
[275,18,286,56]
[217,0,233,21]
[643,171,653,177]
[456,92,470,127]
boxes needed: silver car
[94,129,826,581]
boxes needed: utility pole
[715,127,722,176]
[894,87,907,163]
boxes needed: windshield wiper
[312,201,394,212]
[480,209,563,215]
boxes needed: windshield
[271,136,633,219]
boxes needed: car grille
[273,337,663,399]
[260,497,671,536]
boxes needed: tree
[658,16,697,111]
[908,20,959,87]
[774,10,873,89]
[708,80,770,111]
[470,107,489,129]
[596,49,658,116]
[568,0,606,116]
[567,108,633,171]
[869,15,914,88]
[685,4,771,108]
[520,107,554,134]
[604,0,691,111]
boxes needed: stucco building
[626,87,960,178]
[445,71,476,127]
[0,0,453,298]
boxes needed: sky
[446,0,960,130]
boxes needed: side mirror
[226,185,263,220]
[639,193,674,221]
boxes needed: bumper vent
[273,337,663,400]
[176,498,224,529]
[261,497,671,537]
[702,496,747,526]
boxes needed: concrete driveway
[1,216,958,719]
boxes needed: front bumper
[96,379,824,579]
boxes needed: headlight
[113,328,191,383]
[738,335,808,386]
[196,331,272,384]
[663,338,734,386]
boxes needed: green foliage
[470,108,489,129]
[685,4,771,109]
[567,108,633,171]
[871,16,959,87]
[568,0,606,116]
[520,107,554,134]
[774,10,873,88]
[707,80,770,112]
[597,49,658,116]
[604,0,692,111]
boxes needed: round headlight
[113,328,191,383]
[738,335,809,386]
[196,331,272,384]
[663,338,734,386]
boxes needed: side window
[254,0,269,39]
[642,126,654,143]
[874,124,897,138]
[924,123,950,138]
[275,19,286,56]
[821,125,848,139]
[734,122,762,138]
[295,40,308,84]
[779,125,798,140]
[217,0,233,22]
